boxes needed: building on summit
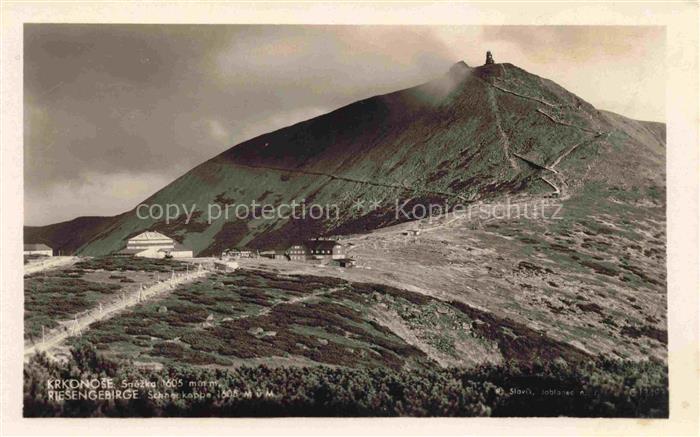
[117,231,193,259]
[305,239,345,260]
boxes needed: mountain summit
[26,61,665,256]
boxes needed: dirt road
[24,266,212,359]
[24,256,80,276]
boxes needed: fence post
[73,317,81,336]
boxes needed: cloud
[212,26,456,100]
[24,172,174,225]
[207,119,230,142]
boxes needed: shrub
[23,344,668,418]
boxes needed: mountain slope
[24,215,123,255]
[26,61,665,256]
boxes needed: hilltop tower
[485,51,494,65]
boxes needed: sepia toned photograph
[18,22,671,420]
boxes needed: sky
[24,25,665,226]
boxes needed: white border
[1,2,698,436]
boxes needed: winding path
[219,284,343,323]
[230,161,472,201]
[485,87,520,171]
[485,72,614,199]
[24,266,212,359]
[548,132,610,169]
[535,108,600,135]
[489,82,562,109]
[24,256,80,276]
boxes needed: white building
[24,243,53,257]
[118,231,193,259]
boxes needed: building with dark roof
[305,239,345,260]
[333,258,356,268]
[287,244,308,261]
[286,239,345,262]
